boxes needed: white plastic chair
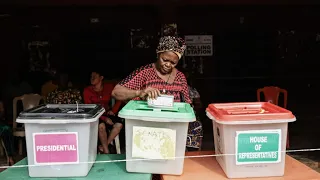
[13,94,43,155]
[110,98,121,154]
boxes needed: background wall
[0,5,319,116]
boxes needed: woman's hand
[138,87,161,99]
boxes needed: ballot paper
[147,95,174,108]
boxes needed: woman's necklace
[162,72,172,94]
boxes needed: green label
[236,130,281,165]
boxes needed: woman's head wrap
[156,36,186,59]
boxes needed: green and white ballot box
[118,100,195,175]
[206,102,296,179]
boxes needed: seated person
[46,73,82,104]
[83,70,123,154]
[41,73,58,99]
[0,101,15,166]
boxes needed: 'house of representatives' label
[235,129,281,165]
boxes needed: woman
[47,73,82,104]
[112,36,191,104]
[83,70,123,154]
[0,101,15,166]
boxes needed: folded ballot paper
[147,95,174,108]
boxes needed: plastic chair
[13,94,43,155]
[257,86,288,109]
[110,98,121,154]
[257,86,290,148]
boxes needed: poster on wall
[27,40,55,75]
[185,35,213,56]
